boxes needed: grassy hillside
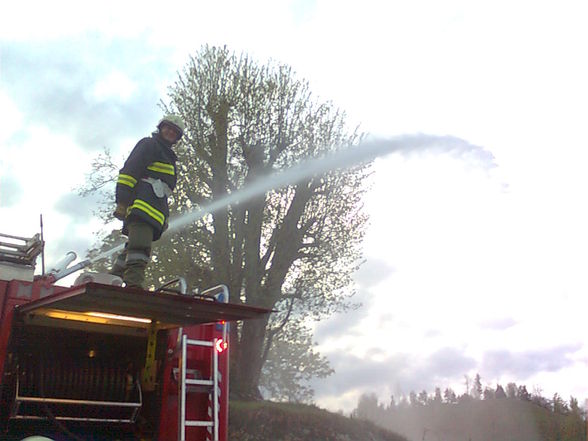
[229,401,408,441]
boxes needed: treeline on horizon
[352,374,586,441]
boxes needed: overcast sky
[2,0,588,415]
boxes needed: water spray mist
[87,134,493,267]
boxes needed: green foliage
[77,148,120,222]
[260,319,333,403]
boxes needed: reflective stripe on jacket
[116,133,178,240]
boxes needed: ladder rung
[185,379,213,386]
[179,334,219,440]
[186,420,214,427]
[186,338,214,347]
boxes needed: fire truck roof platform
[14,282,270,333]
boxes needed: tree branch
[261,296,295,364]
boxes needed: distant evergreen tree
[353,392,379,420]
[463,374,471,397]
[483,387,495,400]
[433,387,443,405]
[472,373,483,399]
[569,396,580,415]
[531,386,551,409]
[388,395,396,411]
[495,384,507,399]
[518,385,531,401]
[506,382,518,398]
[443,387,457,404]
[552,393,568,414]
[418,390,429,406]
[397,395,409,410]
[409,391,419,407]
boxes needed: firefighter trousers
[110,222,154,288]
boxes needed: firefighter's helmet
[157,114,184,139]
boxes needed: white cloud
[0,90,23,143]
[91,70,137,102]
[1,124,95,263]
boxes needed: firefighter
[110,114,184,288]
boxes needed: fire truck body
[0,232,270,440]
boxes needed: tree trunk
[209,99,231,286]
[231,315,269,399]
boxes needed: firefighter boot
[122,222,153,289]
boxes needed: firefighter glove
[113,203,128,220]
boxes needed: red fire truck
[0,231,270,441]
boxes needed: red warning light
[215,339,228,353]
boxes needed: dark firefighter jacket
[115,132,178,241]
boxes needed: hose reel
[12,355,142,423]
